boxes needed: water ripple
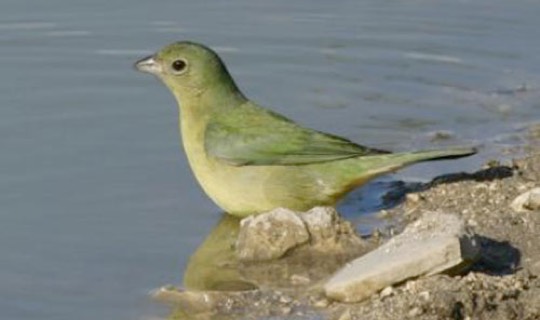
[404,52,463,64]
[0,22,56,30]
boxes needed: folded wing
[205,103,389,166]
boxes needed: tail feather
[365,146,477,176]
[408,146,477,162]
[323,146,477,203]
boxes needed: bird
[134,41,476,217]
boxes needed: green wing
[204,103,389,166]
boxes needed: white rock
[300,206,337,241]
[236,208,309,261]
[510,187,540,213]
[324,212,479,302]
[301,206,335,230]
[379,286,394,298]
[299,206,365,249]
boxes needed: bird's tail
[366,146,477,176]
[320,146,477,203]
[398,146,477,162]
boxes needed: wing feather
[205,103,389,166]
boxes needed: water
[1,0,539,319]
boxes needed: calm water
[1,0,540,319]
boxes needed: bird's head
[135,41,240,100]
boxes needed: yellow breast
[180,114,293,215]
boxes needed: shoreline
[163,124,540,320]
[329,124,540,319]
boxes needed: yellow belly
[191,157,285,215]
[180,123,335,216]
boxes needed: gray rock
[301,206,343,244]
[300,206,365,250]
[324,212,479,302]
[236,208,309,261]
[302,206,335,233]
[511,187,540,213]
[235,207,366,263]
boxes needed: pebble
[380,286,394,298]
[279,295,292,304]
[280,306,292,315]
[406,193,421,203]
[290,274,311,286]
[338,310,352,320]
[510,187,540,213]
[418,290,430,301]
[313,298,330,308]
[408,307,423,317]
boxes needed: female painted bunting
[135,41,475,217]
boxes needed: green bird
[135,41,475,217]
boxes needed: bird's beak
[134,55,162,75]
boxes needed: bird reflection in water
[155,211,371,320]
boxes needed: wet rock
[153,285,307,319]
[301,206,336,238]
[301,206,364,250]
[235,208,370,289]
[510,187,540,213]
[236,208,309,261]
[324,212,479,302]
[236,207,367,263]
[151,285,255,314]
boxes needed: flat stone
[324,212,479,302]
[236,208,309,261]
[511,187,540,213]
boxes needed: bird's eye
[171,59,187,73]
